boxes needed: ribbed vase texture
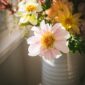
[42,53,82,85]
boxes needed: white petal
[37,4,43,12]
[27,14,37,25]
[18,1,25,8]
[26,0,37,3]
[41,48,62,66]
[31,26,41,35]
[40,48,51,59]
[27,36,40,44]
[40,48,61,60]
[31,26,40,32]
[46,24,52,31]
[54,40,69,53]
[40,20,47,32]
[51,48,62,59]
[18,1,25,12]
[19,16,28,24]
[52,23,70,40]
[42,50,53,60]
[28,43,40,56]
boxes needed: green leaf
[68,35,85,54]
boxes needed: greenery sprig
[68,35,85,54]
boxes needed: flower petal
[40,48,62,60]
[52,23,70,40]
[37,4,43,12]
[19,15,28,24]
[31,26,41,35]
[28,43,40,56]
[27,36,40,44]
[18,1,25,12]
[28,14,38,25]
[40,20,47,32]
[51,48,62,59]
[46,23,52,31]
[54,40,69,53]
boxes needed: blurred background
[0,3,41,85]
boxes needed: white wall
[0,5,41,85]
[0,40,41,85]
[22,40,42,85]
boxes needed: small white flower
[25,2,42,13]
[18,0,42,14]
[19,13,37,25]
[16,0,42,26]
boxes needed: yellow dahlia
[57,12,81,34]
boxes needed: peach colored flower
[45,0,80,34]
[27,20,70,60]
[45,0,72,19]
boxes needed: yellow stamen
[26,5,37,12]
[65,18,72,29]
[41,31,55,48]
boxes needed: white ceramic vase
[42,53,83,85]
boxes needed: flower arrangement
[0,0,85,60]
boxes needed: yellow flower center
[41,32,55,48]
[26,5,37,12]
[65,18,72,29]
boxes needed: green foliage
[42,0,52,10]
[68,35,85,54]
[19,22,30,27]
[37,13,45,26]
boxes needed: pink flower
[27,20,70,60]
[0,0,15,14]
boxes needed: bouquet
[0,0,85,60]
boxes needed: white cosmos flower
[16,0,42,25]
[18,0,42,14]
[27,20,70,60]
[19,13,37,25]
